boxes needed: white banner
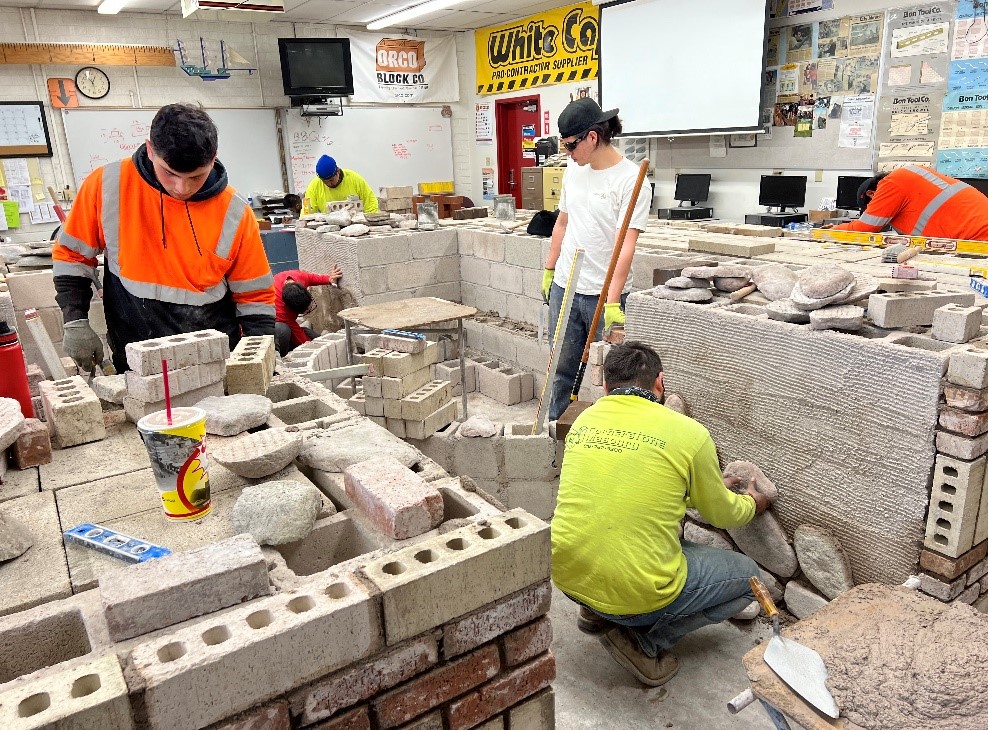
[350,32,459,104]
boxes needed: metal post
[344,320,355,394]
[458,318,468,420]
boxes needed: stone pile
[764,263,878,331]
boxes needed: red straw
[162,359,173,425]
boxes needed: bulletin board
[282,106,453,194]
[0,102,53,158]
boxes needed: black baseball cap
[558,98,619,139]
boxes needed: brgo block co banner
[350,32,459,103]
[475,1,599,96]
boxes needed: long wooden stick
[569,158,650,403]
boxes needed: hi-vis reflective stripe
[907,164,950,190]
[214,195,244,259]
[228,272,274,294]
[913,182,969,235]
[101,160,122,275]
[53,260,101,285]
[860,212,892,227]
[236,302,275,317]
[124,279,229,306]
[58,230,100,257]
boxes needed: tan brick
[401,381,451,421]
[344,456,443,539]
[503,617,552,667]
[443,581,551,659]
[446,653,556,730]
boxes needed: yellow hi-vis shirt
[304,169,379,213]
[551,394,756,616]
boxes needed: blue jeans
[592,542,759,657]
[547,282,627,421]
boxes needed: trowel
[749,576,840,719]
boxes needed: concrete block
[504,237,542,269]
[434,359,476,395]
[39,376,105,448]
[381,342,439,378]
[948,347,988,389]
[39,422,150,492]
[0,653,132,730]
[4,270,57,310]
[919,541,988,581]
[123,380,225,423]
[343,456,443,539]
[226,336,275,395]
[383,398,403,420]
[405,421,459,472]
[99,534,270,642]
[503,423,558,481]
[365,396,385,418]
[362,376,383,398]
[939,407,988,437]
[688,234,775,257]
[504,480,558,521]
[446,653,556,730]
[490,263,526,294]
[442,581,551,659]
[452,425,502,480]
[401,381,451,421]
[868,291,976,328]
[360,510,550,644]
[932,304,982,344]
[461,257,491,287]
[507,688,555,730]
[385,417,406,438]
[588,341,610,367]
[128,571,381,730]
[124,360,225,402]
[11,418,51,468]
[472,232,505,262]
[349,392,367,415]
[379,332,427,353]
[924,452,987,558]
[404,399,458,441]
[478,364,534,405]
[126,329,229,376]
[382,366,431,400]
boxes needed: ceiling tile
[325,1,405,25]
[412,9,506,31]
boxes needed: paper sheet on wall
[843,14,884,58]
[785,24,814,63]
[952,19,988,60]
[2,201,20,229]
[29,203,59,224]
[778,64,800,101]
[890,112,931,137]
[891,22,950,58]
[839,94,875,148]
[887,65,914,87]
[940,109,988,149]
[709,135,727,157]
[879,141,936,157]
[8,186,33,214]
[2,159,30,187]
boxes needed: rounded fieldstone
[809,305,865,331]
[212,429,303,479]
[793,524,855,600]
[0,398,26,452]
[842,273,880,304]
[723,461,779,501]
[325,211,352,227]
[651,286,713,303]
[766,299,811,324]
[752,264,798,301]
[684,521,734,550]
[458,416,498,438]
[784,579,829,619]
[713,277,751,293]
[797,263,855,299]
[790,279,856,311]
[196,395,273,436]
[664,392,690,415]
[340,224,371,237]
[680,266,718,279]
[229,480,324,545]
[727,511,799,578]
[733,601,761,620]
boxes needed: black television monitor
[278,38,354,97]
[960,177,988,198]
[836,175,870,210]
[759,175,807,209]
[674,173,711,204]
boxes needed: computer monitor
[960,177,988,198]
[836,175,870,210]
[758,175,807,210]
[674,173,711,205]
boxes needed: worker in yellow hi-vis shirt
[304,155,379,214]
[551,342,773,688]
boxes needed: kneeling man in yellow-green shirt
[551,341,773,687]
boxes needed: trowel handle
[749,576,778,620]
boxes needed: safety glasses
[562,131,589,152]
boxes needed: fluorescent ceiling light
[366,0,464,30]
[97,0,127,13]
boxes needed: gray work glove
[62,319,104,369]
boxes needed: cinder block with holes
[226,336,275,395]
[924,453,987,557]
[39,376,105,448]
[344,456,443,539]
[360,348,391,376]
[360,509,550,644]
[382,367,431,401]
[433,360,476,396]
[478,364,534,405]
[588,341,611,367]
[125,329,229,375]
[0,653,132,730]
[503,423,559,481]
[868,291,976,328]
[378,333,426,354]
[948,348,988,389]
[125,361,225,402]
[383,398,403,420]
[128,572,381,730]
[404,400,458,441]
[932,304,982,344]
[98,534,271,642]
[401,381,451,422]
[123,381,225,423]
[381,342,439,378]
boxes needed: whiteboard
[62,108,284,197]
[283,107,453,194]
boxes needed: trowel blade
[764,635,840,719]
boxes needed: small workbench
[338,297,478,419]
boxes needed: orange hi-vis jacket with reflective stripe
[834,165,988,241]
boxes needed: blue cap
[316,155,338,180]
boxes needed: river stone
[758,570,784,602]
[733,601,760,620]
[765,299,811,324]
[790,279,856,311]
[0,512,33,561]
[315,225,341,233]
[458,416,498,438]
[809,304,865,331]
[722,461,779,501]
[0,398,25,452]
[0,245,30,264]
[727,511,798,578]
[752,264,798,301]
[793,524,855,599]
[842,272,880,304]
[340,224,371,237]
[684,521,734,550]
[325,211,352,227]
[713,276,751,293]
[397,220,419,230]
[796,263,855,299]
[665,276,710,289]
[664,392,690,416]
[680,266,718,279]
[651,286,713,303]
[212,430,303,478]
[229,480,324,545]
[196,394,273,436]
[297,419,421,471]
[784,578,829,619]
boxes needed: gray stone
[212,430,303,479]
[651,286,713,303]
[733,601,760,620]
[758,570,784,602]
[196,394,273,436]
[842,273,880,305]
[722,461,779,501]
[793,524,855,599]
[325,211,352,227]
[713,277,751,293]
[727,511,798,578]
[765,299,811,324]
[784,578,829,619]
[0,511,33,561]
[752,264,797,301]
[340,224,371,237]
[665,276,709,290]
[297,419,421,472]
[682,265,752,279]
[797,263,855,299]
[790,279,856,311]
[0,398,25,452]
[0,245,30,264]
[91,374,127,404]
[229,479,325,545]
[809,304,865,331]
[683,521,734,550]
[458,416,498,438]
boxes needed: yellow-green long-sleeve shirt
[551,394,755,615]
[304,169,379,213]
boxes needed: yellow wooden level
[809,227,988,256]
[0,42,175,67]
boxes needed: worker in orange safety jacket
[53,104,275,373]
[833,165,988,241]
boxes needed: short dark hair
[589,116,623,147]
[603,341,663,391]
[857,173,888,209]
[150,104,218,172]
[281,282,313,315]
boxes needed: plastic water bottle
[0,321,35,418]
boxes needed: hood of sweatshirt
[132,143,228,202]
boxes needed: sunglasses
[562,131,589,152]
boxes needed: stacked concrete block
[433,359,477,397]
[476,360,535,405]
[39,377,106,449]
[687,232,776,257]
[226,335,275,395]
[588,341,612,387]
[868,291,976,328]
[381,185,414,213]
[932,304,983,344]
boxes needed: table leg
[458,319,468,420]
[758,700,793,730]
[344,320,355,394]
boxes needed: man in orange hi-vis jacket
[833,165,988,241]
[53,104,275,373]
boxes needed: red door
[495,96,540,208]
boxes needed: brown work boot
[599,627,679,687]
[577,606,615,635]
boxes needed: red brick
[312,706,371,730]
[920,541,988,581]
[292,635,439,724]
[396,711,443,729]
[343,456,443,539]
[26,364,45,398]
[945,384,988,412]
[447,653,556,730]
[11,417,51,468]
[213,701,290,730]
[503,617,552,667]
[940,408,988,437]
[443,581,551,659]
[373,645,500,729]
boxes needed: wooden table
[338,297,478,419]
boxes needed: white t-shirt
[555,157,651,295]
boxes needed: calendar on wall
[0,102,53,158]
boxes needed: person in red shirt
[833,166,988,240]
[274,267,342,355]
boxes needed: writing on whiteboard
[392,143,411,160]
